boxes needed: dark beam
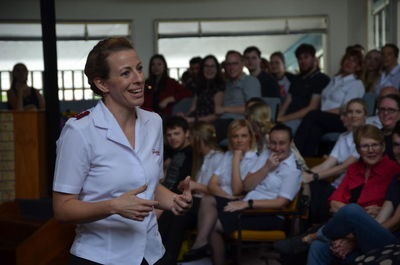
[40,0,60,196]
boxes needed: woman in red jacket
[143,54,192,117]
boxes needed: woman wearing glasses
[377,94,400,160]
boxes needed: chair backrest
[172,97,193,115]
[261,97,281,122]
[363,92,377,116]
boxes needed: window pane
[201,19,286,33]
[56,24,85,37]
[87,23,130,37]
[158,22,199,35]
[0,23,42,37]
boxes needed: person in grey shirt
[214,50,261,142]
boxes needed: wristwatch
[313,173,319,182]
[248,199,254,209]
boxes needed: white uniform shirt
[366,115,382,129]
[321,74,365,111]
[329,131,359,188]
[214,150,258,195]
[196,150,224,187]
[244,151,302,201]
[53,101,165,265]
[376,64,400,95]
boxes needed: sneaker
[273,235,310,256]
[182,244,212,261]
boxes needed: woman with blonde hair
[159,122,224,263]
[183,119,259,264]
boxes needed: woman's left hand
[330,238,356,259]
[224,200,248,212]
[172,176,192,215]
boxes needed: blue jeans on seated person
[307,204,398,265]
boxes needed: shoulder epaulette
[74,110,90,120]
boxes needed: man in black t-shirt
[277,43,330,134]
[162,116,193,194]
[243,46,280,98]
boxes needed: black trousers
[158,197,201,264]
[70,252,172,265]
[294,110,346,157]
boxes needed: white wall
[0,0,368,76]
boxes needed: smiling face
[150,57,166,77]
[378,98,400,130]
[270,55,285,75]
[203,57,218,80]
[269,129,291,162]
[346,102,367,129]
[244,51,261,73]
[166,126,189,150]
[358,137,384,166]
[225,53,244,81]
[230,126,251,152]
[95,49,144,110]
[341,55,361,75]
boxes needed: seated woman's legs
[191,194,218,249]
[320,204,398,253]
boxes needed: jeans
[307,204,398,265]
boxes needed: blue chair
[172,97,193,115]
[261,97,281,122]
[363,92,377,116]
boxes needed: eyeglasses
[378,107,400,114]
[359,143,382,151]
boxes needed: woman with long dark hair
[143,54,191,116]
[179,55,225,123]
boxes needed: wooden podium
[0,111,49,200]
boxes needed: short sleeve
[312,73,330,95]
[329,134,345,159]
[243,76,262,100]
[53,122,91,194]
[278,168,302,200]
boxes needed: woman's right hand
[265,152,279,170]
[233,150,244,162]
[302,171,313,184]
[112,185,159,221]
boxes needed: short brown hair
[353,124,384,150]
[84,37,134,96]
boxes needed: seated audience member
[277,44,330,135]
[243,46,280,98]
[275,125,400,259]
[158,122,223,263]
[214,50,261,142]
[269,51,296,99]
[7,63,45,110]
[376,94,400,160]
[365,86,399,128]
[294,49,365,157]
[161,116,192,193]
[304,124,400,265]
[183,119,259,263]
[376,43,400,95]
[346,44,365,55]
[361,49,382,93]
[195,123,302,265]
[143,54,191,117]
[302,98,367,223]
[181,56,202,93]
[179,55,225,124]
[245,98,307,170]
[260,57,271,73]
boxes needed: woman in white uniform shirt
[295,50,365,157]
[302,98,368,223]
[52,37,192,265]
[183,119,259,263]
[159,122,224,263]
